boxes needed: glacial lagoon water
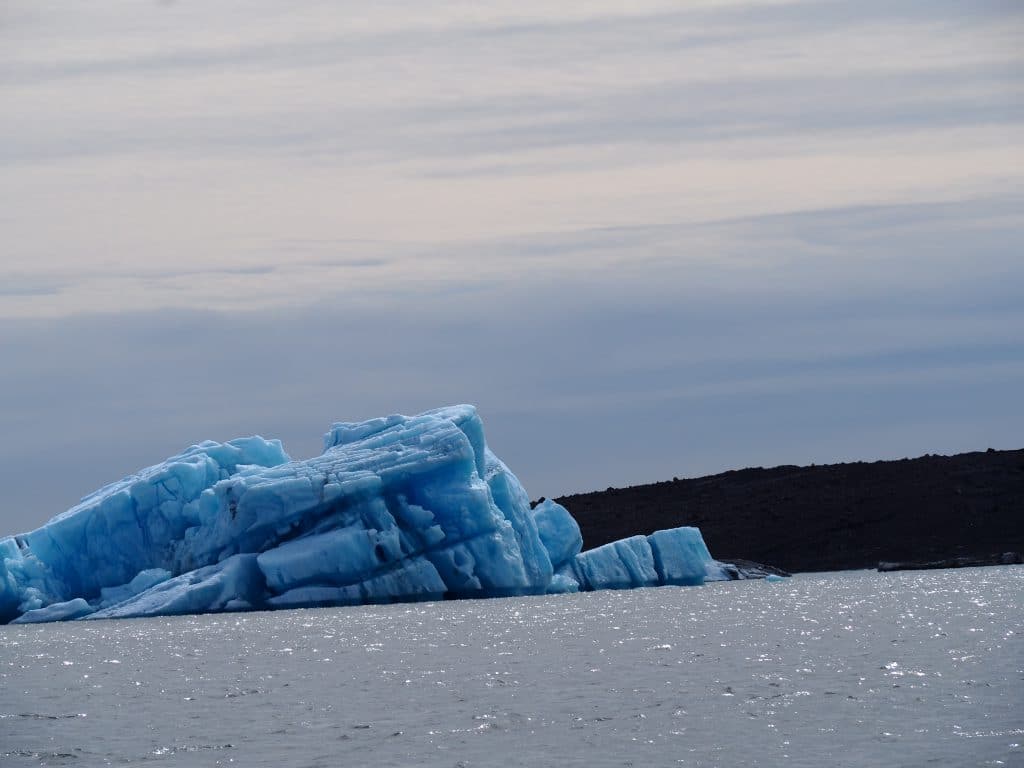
[2,567,1021,767]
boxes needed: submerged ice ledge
[1,405,750,624]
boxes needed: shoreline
[554,448,1024,574]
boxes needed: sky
[1,0,1022,534]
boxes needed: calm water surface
[2,567,1021,767]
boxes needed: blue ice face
[0,405,724,623]
[531,499,583,570]
[0,437,289,623]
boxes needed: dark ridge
[553,449,1024,574]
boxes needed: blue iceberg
[0,405,741,624]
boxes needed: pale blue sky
[1,0,1022,533]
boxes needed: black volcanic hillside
[555,449,1024,573]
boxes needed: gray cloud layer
[3,197,1022,532]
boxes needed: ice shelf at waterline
[1,405,743,624]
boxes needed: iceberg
[0,405,758,624]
